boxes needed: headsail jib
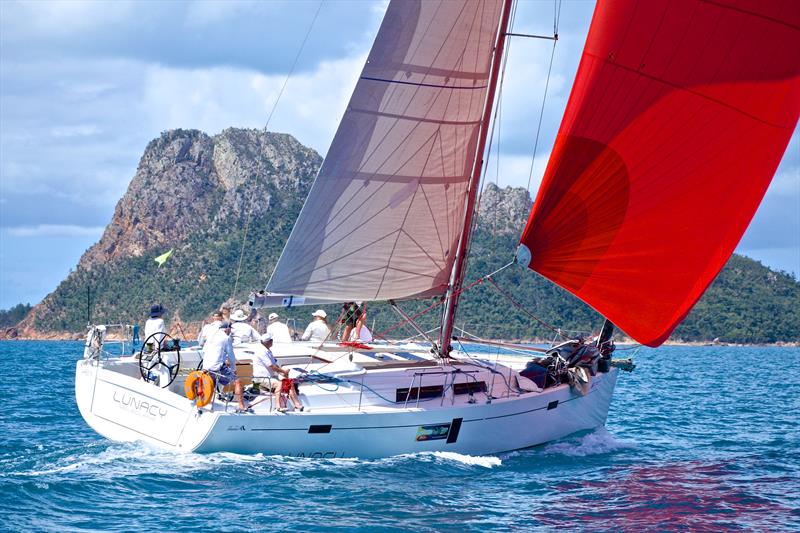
[267,0,507,304]
[519,0,800,346]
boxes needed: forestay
[268,0,504,302]
[518,0,800,346]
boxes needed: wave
[543,428,634,457]
[428,451,502,468]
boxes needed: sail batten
[519,0,799,347]
[268,0,505,303]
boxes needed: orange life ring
[185,371,214,407]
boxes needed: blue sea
[0,341,798,532]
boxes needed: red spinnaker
[519,0,800,346]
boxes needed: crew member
[349,311,373,342]
[340,302,362,343]
[266,312,292,343]
[301,310,330,342]
[230,309,260,344]
[197,311,223,347]
[202,321,246,411]
[253,333,303,412]
[143,304,167,351]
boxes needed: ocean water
[0,341,798,532]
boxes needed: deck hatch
[453,381,487,395]
[396,385,444,403]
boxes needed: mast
[439,0,513,357]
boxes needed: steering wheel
[138,332,181,387]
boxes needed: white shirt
[231,321,260,344]
[302,320,330,342]
[197,320,221,347]
[203,328,235,372]
[251,343,280,380]
[349,325,373,342]
[267,321,292,343]
[143,318,166,347]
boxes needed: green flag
[154,249,173,267]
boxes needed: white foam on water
[430,451,502,468]
[543,428,634,457]
[17,440,505,479]
[278,451,503,470]
[19,442,223,480]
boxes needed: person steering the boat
[229,309,260,345]
[143,304,167,351]
[202,321,247,411]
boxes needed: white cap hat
[260,332,273,342]
[312,309,327,318]
[230,309,248,322]
[268,312,279,321]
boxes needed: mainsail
[519,0,800,346]
[268,0,505,302]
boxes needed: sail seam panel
[701,0,800,30]
[375,126,440,297]
[348,106,482,126]
[585,51,798,129]
[375,187,422,298]
[400,227,447,271]
[298,127,450,250]
[370,63,492,81]
[310,102,478,246]
[360,76,488,91]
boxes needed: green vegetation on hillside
[0,304,32,328]
[674,255,799,343]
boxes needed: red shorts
[280,378,294,393]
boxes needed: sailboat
[75,0,799,458]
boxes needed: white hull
[76,354,617,458]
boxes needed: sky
[0,0,798,309]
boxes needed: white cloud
[5,224,105,237]
[184,1,250,28]
[1,0,136,37]
[141,54,365,154]
[50,124,101,138]
[483,152,551,196]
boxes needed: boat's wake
[10,439,503,482]
[13,441,225,480]
[11,430,630,482]
[12,431,632,481]
[542,427,634,457]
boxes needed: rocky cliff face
[477,183,532,236]
[80,128,319,268]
